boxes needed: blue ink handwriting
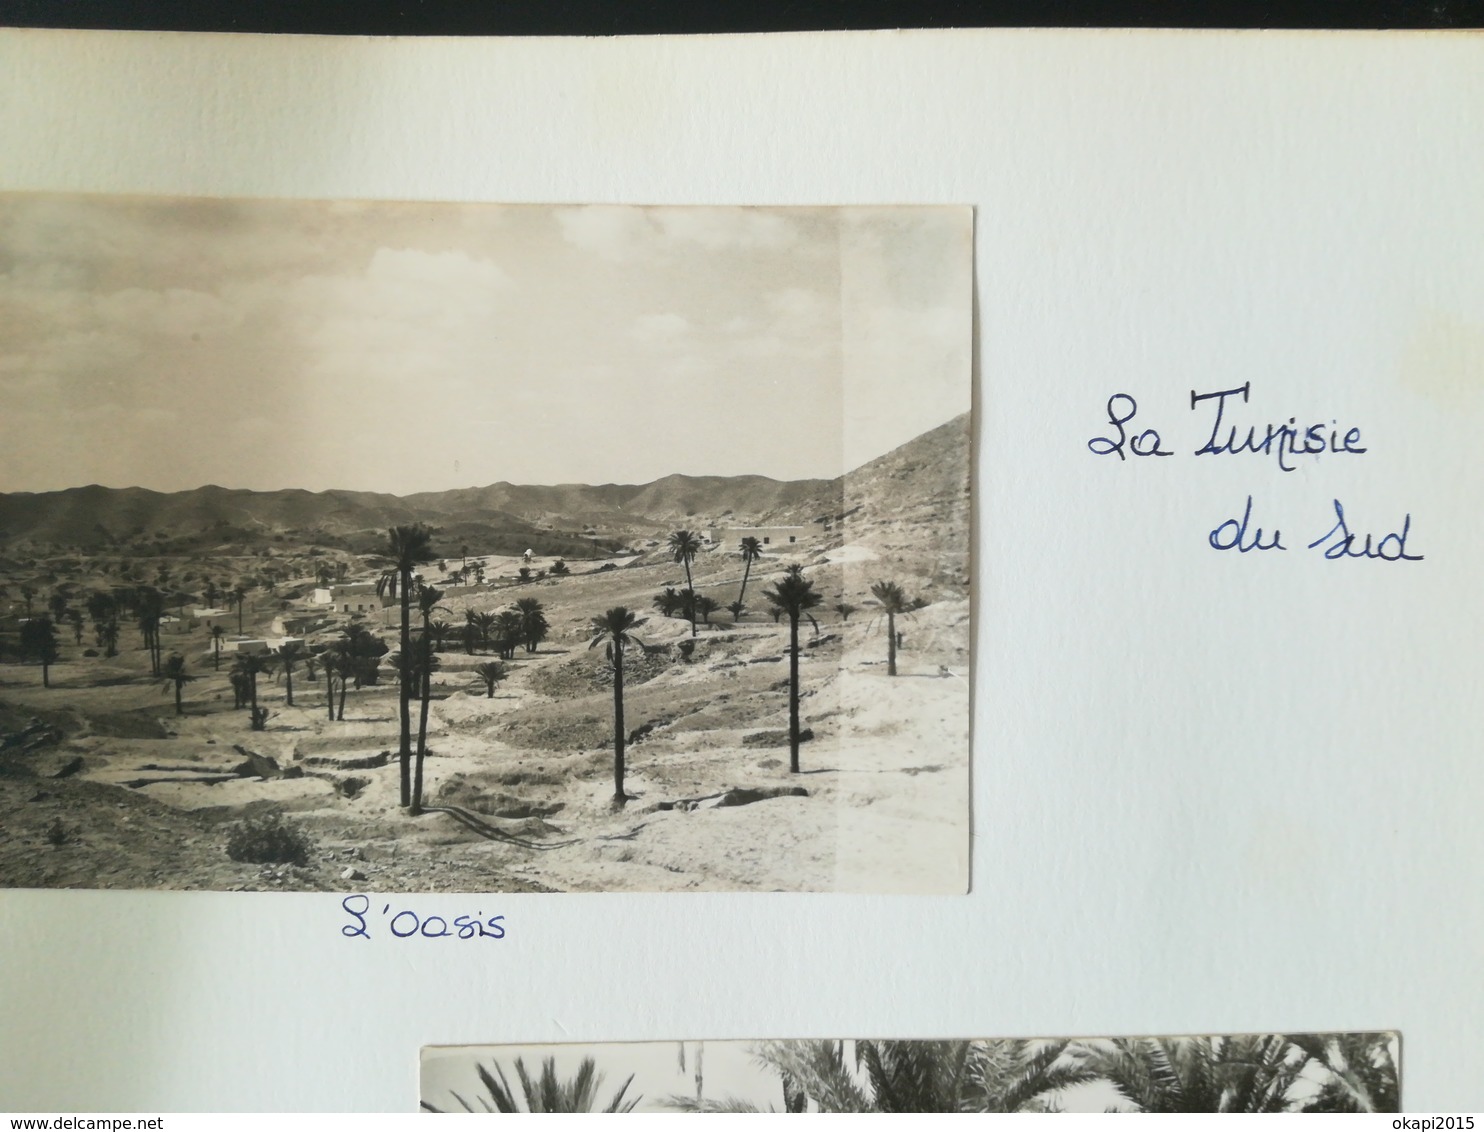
[340,893,507,940]
[1087,394,1173,460]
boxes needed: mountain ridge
[0,414,968,551]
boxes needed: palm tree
[1282,1033,1398,1113]
[98,618,120,658]
[652,588,681,618]
[410,584,448,815]
[1079,1036,1313,1113]
[424,1057,639,1114]
[763,568,822,773]
[66,608,84,645]
[727,600,746,622]
[468,609,496,654]
[377,523,436,808]
[589,607,646,809]
[833,601,857,622]
[668,1039,1089,1114]
[232,651,277,731]
[428,618,452,652]
[736,536,763,612]
[494,610,523,660]
[473,660,507,698]
[868,581,916,676]
[135,587,166,676]
[85,590,117,646]
[693,594,720,626]
[19,617,60,689]
[210,624,226,669]
[409,637,441,815]
[160,653,196,715]
[276,640,308,707]
[231,585,249,634]
[514,597,548,653]
[320,650,343,721]
[667,530,702,637]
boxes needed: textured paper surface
[0,27,1481,1111]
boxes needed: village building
[218,637,269,655]
[704,520,829,549]
[219,635,307,656]
[271,612,330,638]
[310,582,390,614]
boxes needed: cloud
[556,205,804,262]
[555,206,657,262]
[629,312,691,348]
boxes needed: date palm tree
[377,523,436,808]
[410,584,449,815]
[160,653,196,715]
[210,624,226,669]
[833,601,857,622]
[668,530,702,637]
[135,586,166,676]
[66,607,84,645]
[868,580,917,676]
[589,607,645,809]
[232,651,277,732]
[736,535,763,613]
[231,585,249,634]
[763,566,822,773]
[494,609,523,660]
[514,597,548,653]
[409,637,441,815]
[727,600,746,622]
[98,618,120,658]
[1076,1035,1317,1113]
[20,616,60,688]
[652,588,681,618]
[468,609,496,654]
[424,1057,639,1114]
[693,594,720,626]
[667,1039,1089,1114]
[276,640,308,707]
[473,660,507,698]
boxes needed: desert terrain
[0,415,970,893]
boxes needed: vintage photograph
[0,195,971,893]
[420,1033,1401,1113]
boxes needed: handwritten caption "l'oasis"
[340,894,506,941]
[1087,383,1422,562]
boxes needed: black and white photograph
[420,1033,1401,1113]
[0,195,971,893]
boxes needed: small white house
[310,582,390,614]
[705,522,827,549]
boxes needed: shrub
[45,818,69,847]
[225,810,315,866]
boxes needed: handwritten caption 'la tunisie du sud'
[1087,382,1422,561]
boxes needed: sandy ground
[0,554,968,893]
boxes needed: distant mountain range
[0,414,969,557]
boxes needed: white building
[704,521,828,549]
[310,582,390,614]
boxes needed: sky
[0,195,970,496]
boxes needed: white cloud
[629,312,691,348]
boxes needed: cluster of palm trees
[442,1034,1396,1113]
[461,598,548,659]
[586,530,933,802]
[680,1034,1400,1113]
